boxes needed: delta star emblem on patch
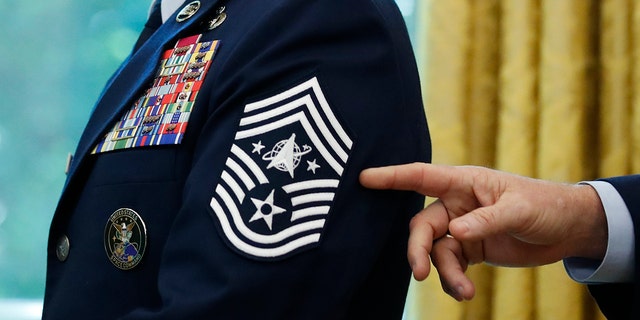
[210,77,353,260]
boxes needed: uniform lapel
[65,0,218,183]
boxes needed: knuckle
[409,213,423,230]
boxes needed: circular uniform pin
[104,208,147,270]
[176,1,201,22]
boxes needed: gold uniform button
[176,1,201,22]
[56,235,70,262]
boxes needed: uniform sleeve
[125,0,430,319]
[587,175,640,319]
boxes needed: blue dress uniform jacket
[588,175,640,320]
[43,0,431,319]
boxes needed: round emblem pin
[176,1,201,22]
[104,208,147,270]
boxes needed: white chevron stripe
[282,179,340,193]
[231,144,269,184]
[291,206,331,221]
[243,77,352,146]
[291,193,335,207]
[240,94,349,161]
[215,185,326,244]
[239,96,306,127]
[235,112,345,175]
[225,158,255,190]
[211,197,322,258]
[221,170,245,203]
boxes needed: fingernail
[460,220,471,232]
[449,285,465,301]
[446,285,462,301]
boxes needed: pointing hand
[360,163,606,300]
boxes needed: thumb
[448,205,508,241]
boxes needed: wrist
[568,184,607,260]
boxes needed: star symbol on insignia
[252,141,266,154]
[262,133,312,178]
[265,134,298,178]
[307,159,320,174]
[249,189,286,230]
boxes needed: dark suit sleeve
[588,175,640,319]
[126,0,430,318]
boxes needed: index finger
[359,163,456,197]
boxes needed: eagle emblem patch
[104,208,147,270]
[210,77,353,260]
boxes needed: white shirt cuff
[564,181,635,283]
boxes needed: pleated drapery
[407,0,640,319]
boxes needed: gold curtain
[407,0,640,319]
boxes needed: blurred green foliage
[0,0,149,299]
[0,0,416,301]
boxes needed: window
[0,2,150,317]
[396,0,418,44]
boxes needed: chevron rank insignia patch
[210,77,353,260]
